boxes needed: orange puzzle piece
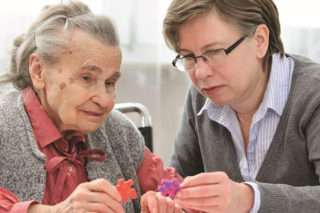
[116,178,137,202]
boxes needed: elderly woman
[0,2,181,213]
[141,0,320,212]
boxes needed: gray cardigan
[171,55,320,213]
[0,90,145,212]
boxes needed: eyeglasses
[172,35,247,72]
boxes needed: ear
[253,24,269,59]
[29,53,45,90]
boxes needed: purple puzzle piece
[157,178,181,199]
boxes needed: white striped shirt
[198,53,294,212]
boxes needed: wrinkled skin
[28,29,124,212]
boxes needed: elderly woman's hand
[141,191,183,213]
[53,178,124,213]
[28,178,124,213]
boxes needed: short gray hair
[3,1,120,90]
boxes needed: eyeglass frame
[172,35,248,72]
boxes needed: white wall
[275,0,320,62]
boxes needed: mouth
[202,85,224,96]
[82,110,104,117]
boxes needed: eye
[81,75,96,85]
[203,49,226,64]
[205,49,224,58]
[105,81,116,88]
[183,56,195,62]
[82,76,91,81]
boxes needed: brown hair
[163,0,284,69]
[2,1,119,90]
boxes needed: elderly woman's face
[36,29,121,135]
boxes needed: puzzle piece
[157,178,181,199]
[116,178,137,202]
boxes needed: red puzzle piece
[116,178,137,202]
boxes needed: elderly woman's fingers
[83,178,122,202]
[157,195,168,212]
[159,197,174,213]
[156,193,183,213]
[55,178,125,213]
[141,191,159,213]
[64,201,119,213]
[58,201,123,213]
[141,191,183,213]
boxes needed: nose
[90,85,114,109]
[194,57,214,80]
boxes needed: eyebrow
[202,41,225,51]
[81,65,121,80]
[81,65,102,73]
[111,71,121,80]
[179,41,225,54]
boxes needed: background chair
[114,102,153,152]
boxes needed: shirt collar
[256,53,294,117]
[198,53,294,119]
[22,87,85,148]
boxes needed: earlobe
[254,24,269,59]
[29,53,45,90]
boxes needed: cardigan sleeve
[256,77,320,212]
[169,86,205,177]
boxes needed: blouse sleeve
[136,147,183,194]
[0,187,37,213]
